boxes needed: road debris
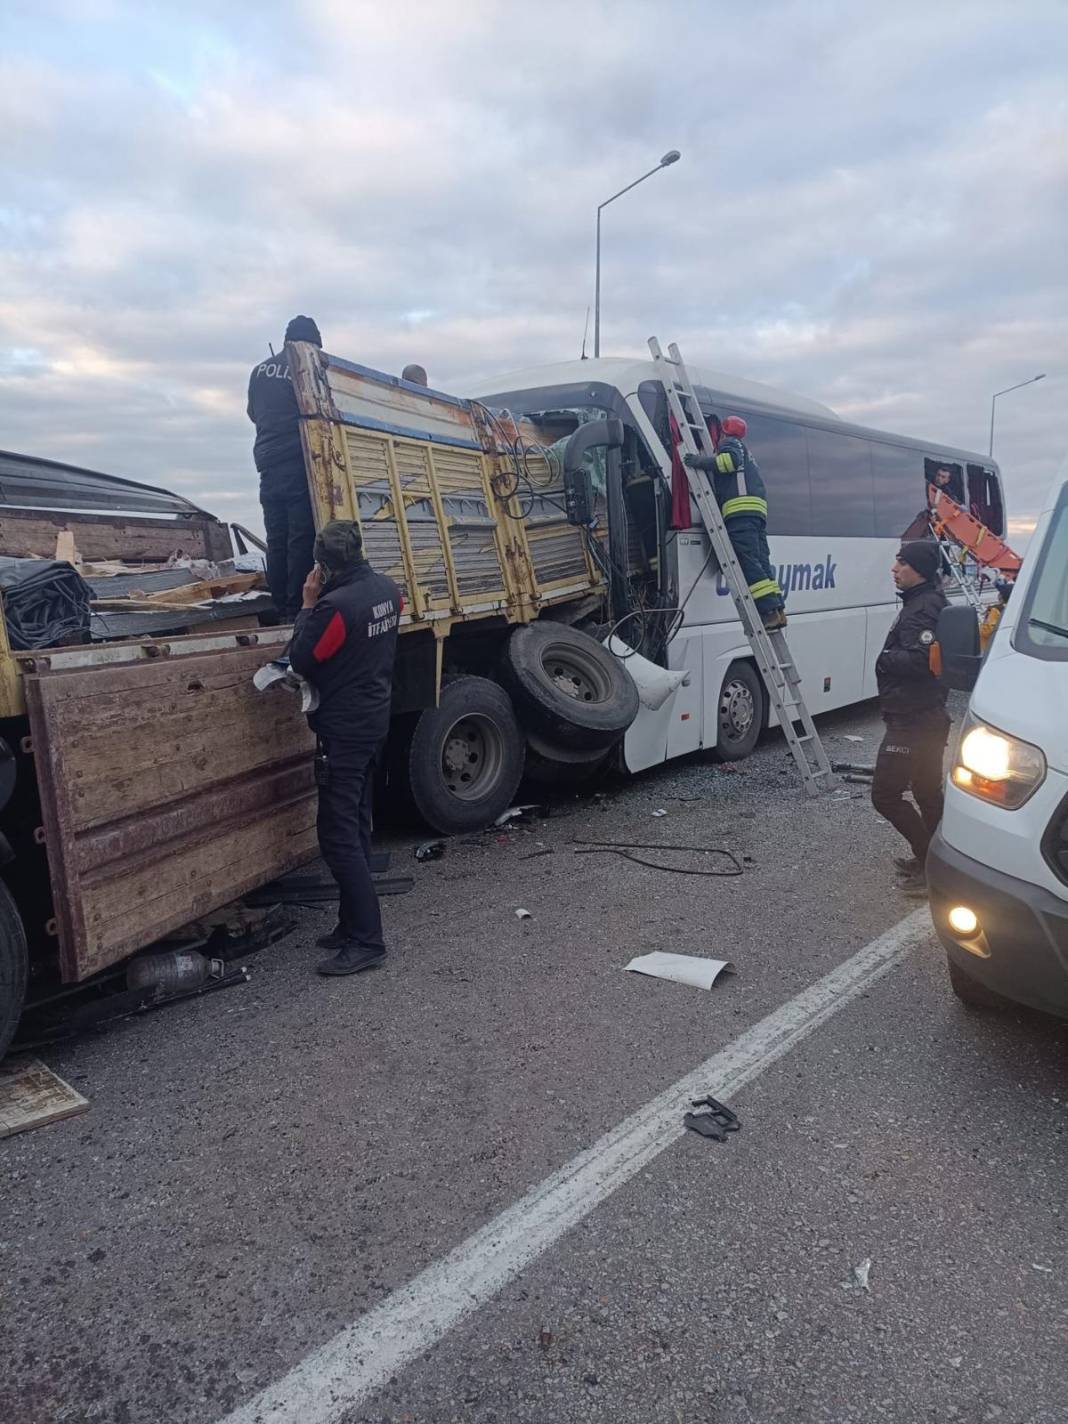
[414,840,446,862]
[494,804,543,827]
[0,1057,90,1138]
[1032,1263,1054,1273]
[848,1258,872,1292]
[625,951,735,991]
[683,1095,741,1142]
[575,839,744,877]
[651,808,668,817]
[515,908,532,920]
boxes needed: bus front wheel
[712,661,765,762]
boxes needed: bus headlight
[951,714,1046,809]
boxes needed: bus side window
[967,464,1004,536]
[806,429,875,537]
[743,414,812,536]
[873,442,923,537]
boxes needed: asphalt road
[3,701,1066,1424]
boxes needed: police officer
[289,520,401,976]
[871,539,949,897]
[247,316,321,619]
[684,415,786,630]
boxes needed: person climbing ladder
[684,415,786,631]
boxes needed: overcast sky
[2,0,1065,541]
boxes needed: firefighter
[247,316,321,620]
[683,415,786,630]
[870,540,949,897]
[289,520,401,976]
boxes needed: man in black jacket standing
[247,316,321,619]
[289,520,401,976]
[871,540,949,897]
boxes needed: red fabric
[312,609,347,662]
[669,413,693,530]
[721,415,747,438]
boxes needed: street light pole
[989,373,1046,456]
[594,149,681,359]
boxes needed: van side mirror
[934,604,982,691]
[561,417,623,526]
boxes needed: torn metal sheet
[625,951,736,991]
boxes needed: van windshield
[1017,484,1068,661]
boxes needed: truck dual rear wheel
[522,731,610,787]
[501,622,639,752]
[406,676,525,834]
[0,880,28,1061]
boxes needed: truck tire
[0,880,29,1061]
[501,622,639,752]
[712,660,765,762]
[406,676,525,834]
[946,955,1012,1012]
[522,731,610,787]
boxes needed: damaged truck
[0,351,643,1056]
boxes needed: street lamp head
[1035,373,1047,381]
[660,150,681,167]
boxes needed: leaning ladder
[649,337,834,796]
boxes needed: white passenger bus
[465,357,1006,770]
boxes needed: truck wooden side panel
[289,345,601,632]
[24,640,316,982]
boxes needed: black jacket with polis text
[289,562,401,746]
[247,352,304,476]
[875,578,948,721]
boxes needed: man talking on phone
[289,520,401,976]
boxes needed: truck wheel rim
[441,714,505,801]
[539,642,612,705]
[719,679,755,742]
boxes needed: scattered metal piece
[574,839,743,877]
[520,845,554,860]
[684,1095,741,1142]
[832,762,875,775]
[494,804,543,827]
[414,840,446,862]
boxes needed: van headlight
[951,714,1046,809]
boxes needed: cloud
[0,0,1065,538]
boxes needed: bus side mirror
[561,418,623,526]
[934,605,982,691]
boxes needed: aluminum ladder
[649,337,834,796]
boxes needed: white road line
[218,909,931,1424]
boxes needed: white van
[927,468,1068,1013]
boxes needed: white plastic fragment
[605,636,688,711]
[515,909,532,920]
[651,809,668,818]
[625,951,735,992]
[851,1258,872,1291]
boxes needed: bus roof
[461,355,999,471]
[460,356,840,422]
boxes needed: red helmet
[721,415,747,438]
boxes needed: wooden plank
[0,510,229,563]
[24,645,319,981]
[143,573,262,604]
[0,1058,89,1138]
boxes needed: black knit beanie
[898,539,940,582]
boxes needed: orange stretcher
[927,485,1023,576]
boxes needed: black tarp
[0,558,93,650]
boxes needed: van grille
[1041,793,1068,887]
